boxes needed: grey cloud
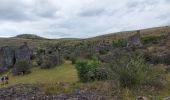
[165,0,170,3]
[33,0,58,18]
[0,8,31,22]
[0,1,32,22]
[126,1,139,8]
[41,31,72,38]
[0,0,169,38]
[79,8,106,17]
[0,0,59,22]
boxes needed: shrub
[37,48,45,56]
[144,52,170,65]
[112,39,127,48]
[71,57,79,64]
[75,57,100,82]
[110,54,165,89]
[94,64,111,80]
[12,60,31,75]
[141,35,166,44]
[99,49,109,55]
[144,66,166,88]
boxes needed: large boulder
[127,31,142,47]
[14,43,31,64]
[12,43,32,75]
[0,46,15,72]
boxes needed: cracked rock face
[0,46,15,73]
[0,43,32,73]
[14,43,31,64]
[127,32,142,47]
[40,52,61,68]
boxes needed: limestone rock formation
[0,46,15,72]
[14,43,31,64]
[40,52,61,68]
[127,31,142,47]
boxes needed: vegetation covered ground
[1,26,170,99]
[1,61,78,88]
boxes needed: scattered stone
[0,84,105,100]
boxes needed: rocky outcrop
[0,43,32,73]
[0,84,40,100]
[0,46,15,72]
[14,42,31,64]
[127,31,142,47]
[40,51,61,68]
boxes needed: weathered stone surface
[40,52,61,68]
[0,46,15,72]
[14,43,31,64]
[127,31,142,47]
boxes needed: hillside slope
[0,26,169,48]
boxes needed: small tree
[12,60,31,75]
[75,57,100,82]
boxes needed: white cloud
[0,0,169,38]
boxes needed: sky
[0,0,170,39]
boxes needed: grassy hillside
[14,34,46,40]
[88,26,170,41]
[0,26,169,49]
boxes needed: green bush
[112,39,127,48]
[12,60,31,75]
[94,65,111,80]
[110,54,165,89]
[71,57,79,64]
[99,49,109,55]
[75,57,101,82]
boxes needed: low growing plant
[12,60,31,75]
[110,54,165,89]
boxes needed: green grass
[0,61,78,88]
